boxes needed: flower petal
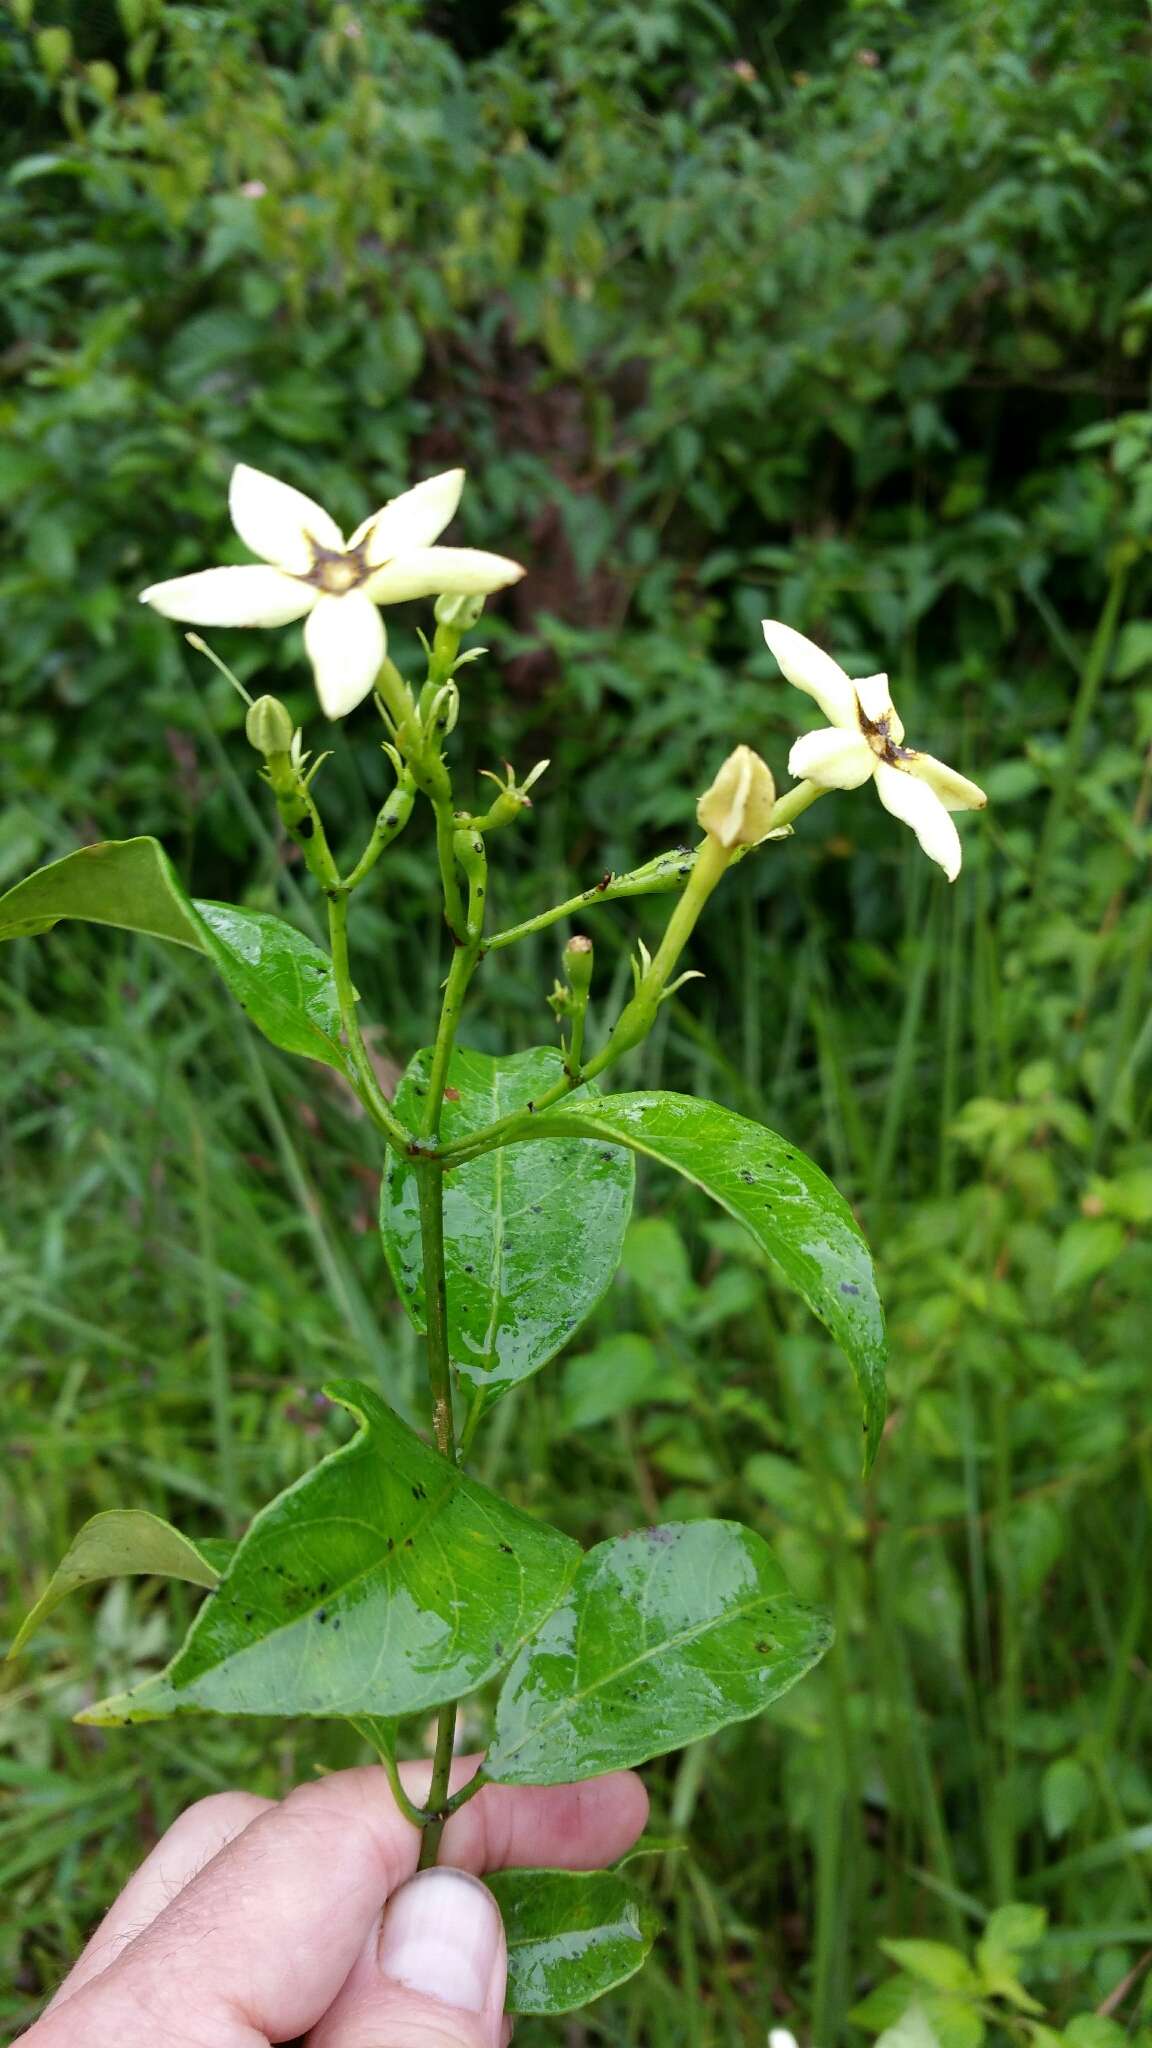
[348,470,466,566]
[904,751,987,812]
[874,762,963,881]
[140,565,315,628]
[364,546,526,604]
[788,727,876,790]
[854,672,904,743]
[303,591,386,719]
[762,620,857,728]
[229,464,343,574]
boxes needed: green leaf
[877,2004,945,2048]
[510,1092,886,1465]
[922,1997,986,2048]
[880,1942,979,1994]
[0,837,206,947]
[976,1903,1047,2010]
[381,1048,634,1404]
[561,1334,665,1429]
[1064,2019,1128,2048]
[9,1511,227,1658]
[0,838,352,1077]
[79,1381,581,1726]
[488,1867,658,2014]
[1041,1756,1091,1839]
[486,1520,832,1785]
[1111,619,1152,681]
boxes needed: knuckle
[168,1789,272,1845]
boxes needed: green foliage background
[2,0,1151,2040]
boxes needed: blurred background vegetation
[2,0,1151,2040]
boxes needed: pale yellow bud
[696,746,776,848]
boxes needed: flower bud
[245,694,295,757]
[563,934,594,996]
[434,591,486,630]
[696,746,776,849]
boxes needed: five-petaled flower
[762,619,986,881]
[140,465,524,719]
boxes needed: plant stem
[339,777,415,894]
[412,819,489,1864]
[415,1164,455,1461]
[326,894,412,1153]
[1032,558,1129,899]
[484,783,825,954]
[439,833,736,1165]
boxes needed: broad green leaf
[0,837,205,947]
[488,1868,658,2015]
[9,1511,227,1658]
[0,837,352,1078]
[79,1381,580,1727]
[381,1047,634,1404]
[507,1092,886,1464]
[880,1942,978,1995]
[486,1520,831,1785]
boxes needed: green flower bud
[245,695,295,757]
[434,591,486,630]
[563,934,594,996]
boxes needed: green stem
[354,1720,435,1830]
[1032,559,1129,899]
[412,819,489,1865]
[440,833,735,1166]
[433,797,467,943]
[340,778,415,894]
[326,894,413,1154]
[485,782,825,954]
[415,1164,456,1461]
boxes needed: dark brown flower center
[307,544,369,595]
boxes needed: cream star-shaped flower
[140,465,525,719]
[762,619,986,881]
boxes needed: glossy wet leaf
[79,1381,581,1727]
[487,1520,832,1785]
[488,1868,658,2015]
[381,1047,634,1404]
[0,837,352,1077]
[9,1511,229,1659]
[506,1092,886,1465]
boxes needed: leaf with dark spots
[496,1092,886,1467]
[487,1521,832,1784]
[78,1381,581,1727]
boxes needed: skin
[19,1758,649,2048]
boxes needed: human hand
[21,1756,649,2047]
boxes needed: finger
[307,1867,506,2048]
[46,1789,273,2011]
[438,1769,649,1875]
[31,1768,425,2047]
[27,1764,646,2048]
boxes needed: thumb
[307,1867,507,2048]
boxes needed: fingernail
[377,1868,502,2013]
